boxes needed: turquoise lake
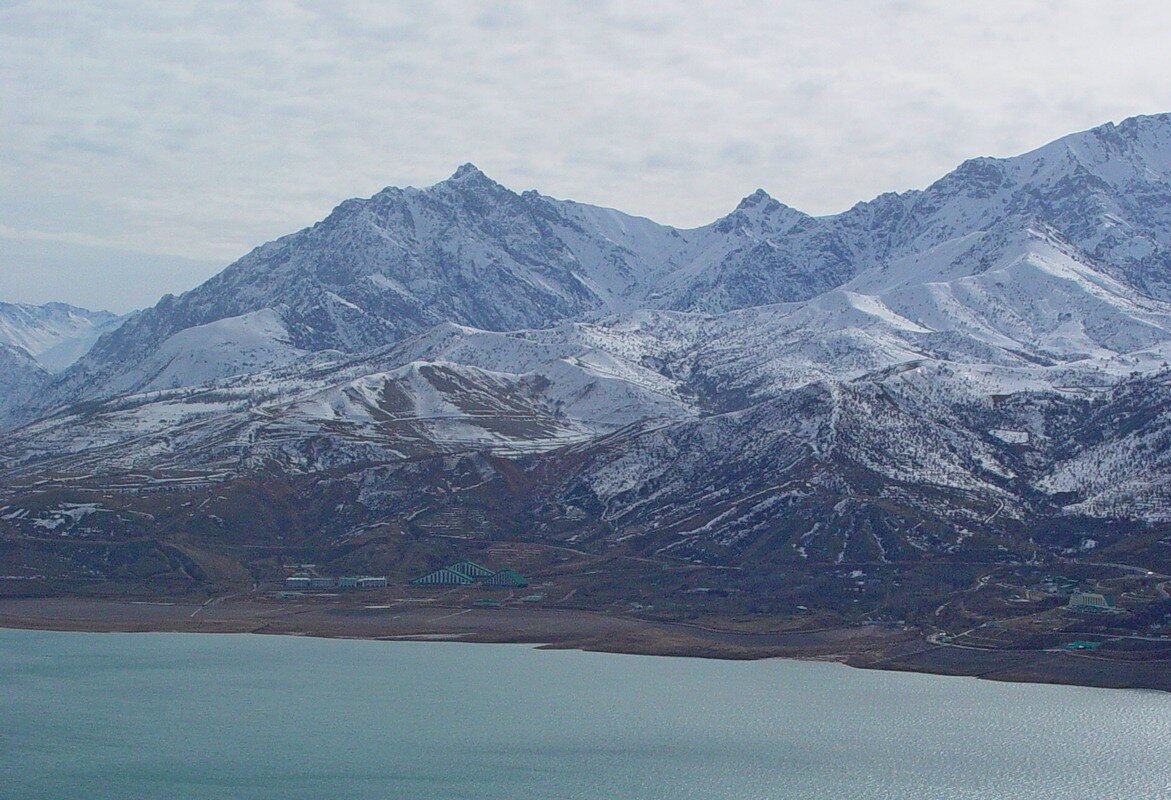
[1,628,1168,799]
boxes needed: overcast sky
[4,1,1171,312]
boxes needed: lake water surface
[1,628,1168,799]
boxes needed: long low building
[285,574,312,590]
[339,575,388,589]
[286,573,381,590]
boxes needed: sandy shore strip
[1,596,1168,692]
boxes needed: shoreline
[2,596,1169,692]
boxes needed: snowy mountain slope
[539,187,832,312]
[0,301,123,372]
[91,308,310,397]
[681,225,1171,409]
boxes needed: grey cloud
[718,142,760,167]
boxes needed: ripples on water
[1,629,1169,799]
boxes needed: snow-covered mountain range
[0,302,124,427]
[0,301,124,373]
[6,114,1171,582]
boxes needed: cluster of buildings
[1033,576,1119,614]
[410,560,529,589]
[283,573,388,591]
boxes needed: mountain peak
[449,163,488,182]
[735,188,775,210]
[433,163,510,197]
[716,188,806,234]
